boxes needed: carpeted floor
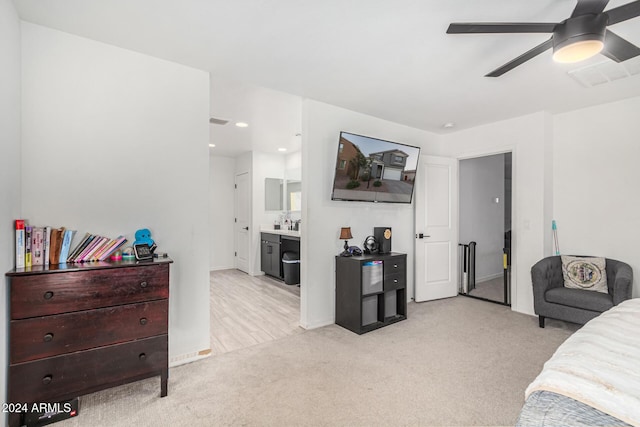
[55,296,577,426]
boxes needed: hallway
[210,269,302,355]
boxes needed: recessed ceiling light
[443,122,455,129]
[235,122,248,128]
[209,144,215,148]
[278,148,287,152]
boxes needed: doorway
[235,172,250,274]
[209,269,302,355]
[414,156,459,302]
[458,153,512,306]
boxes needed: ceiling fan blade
[485,38,553,77]
[601,29,640,62]
[570,0,610,17]
[447,23,556,34]
[605,0,640,25]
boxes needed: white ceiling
[13,0,640,146]
[207,76,303,157]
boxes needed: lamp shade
[339,227,353,240]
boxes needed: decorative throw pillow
[561,256,608,293]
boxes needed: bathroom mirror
[265,178,283,211]
[285,166,301,212]
[286,180,302,211]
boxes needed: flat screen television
[331,131,421,204]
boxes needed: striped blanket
[525,298,640,426]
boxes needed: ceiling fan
[447,0,640,77]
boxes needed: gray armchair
[531,256,633,327]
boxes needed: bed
[516,298,640,427]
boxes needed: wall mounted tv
[331,131,421,204]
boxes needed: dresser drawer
[384,257,406,278]
[10,300,168,364]
[9,335,167,404]
[384,273,406,291]
[10,264,169,319]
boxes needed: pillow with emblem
[561,255,608,293]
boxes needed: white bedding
[526,298,640,427]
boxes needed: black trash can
[282,252,300,285]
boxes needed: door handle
[416,233,431,239]
[243,226,249,231]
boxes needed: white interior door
[414,156,458,302]
[235,172,250,274]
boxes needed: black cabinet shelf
[260,233,282,278]
[260,232,300,282]
[335,252,407,334]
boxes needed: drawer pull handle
[140,318,148,326]
[139,353,147,361]
[43,333,54,342]
[394,279,398,283]
[140,281,148,288]
[42,375,53,385]
[394,264,398,268]
[44,291,54,300]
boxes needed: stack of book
[14,220,127,268]
[66,233,128,263]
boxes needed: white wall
[286,151,302,172]
[553,97,640,298]
[209,155,236,270]
[459,154,505,281]
[0,0,21,420]
[300,99,441,329]
[442,112,552,315]
[21,23,211,363]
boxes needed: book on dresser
[43,226,52,267]
[25,226,33,268]
[67,233,93,262]
[48,227,65,265]
[5,258,173,427]
[13,220,129,268]
[15,220,25,269]
[31,227,44,266]
[58,229,77,264]
[76,235,107,262]
[94,236,127,261]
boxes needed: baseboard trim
[169,348,212,367]
[210,266,235,272]
[301,318,333,330]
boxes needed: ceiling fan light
[551,14,608,64]
[553,39,604,63]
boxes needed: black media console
[335,252,407,334]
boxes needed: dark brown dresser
[5,259,171,427]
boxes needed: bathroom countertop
[260,227,301,238]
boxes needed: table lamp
[339,227,353,257]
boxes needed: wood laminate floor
[210,269,303,355]
[468,276,507,303]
